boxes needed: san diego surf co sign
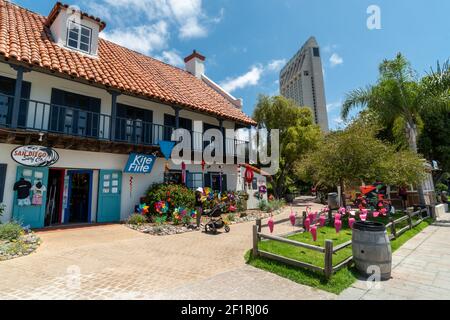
[11,145,59,167]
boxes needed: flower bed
[0,223,40,261]
[126,207,285,236]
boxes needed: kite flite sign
[124,153,156,174]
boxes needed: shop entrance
[45,169,65,227]
[65,170,92,224]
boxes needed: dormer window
[67,21,92,54]
[46,2,106,57]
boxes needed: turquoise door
[12,166,49,229]
[97,170,122,223]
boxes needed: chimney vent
[184,50,205,78]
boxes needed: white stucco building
[0,1,266,228]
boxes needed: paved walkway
[0,197,334,300]
[339,211,450,300]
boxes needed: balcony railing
[0,93,249,157]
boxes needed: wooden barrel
[352,221,392,280]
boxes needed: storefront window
[187,173,203,190]
[164,170,183,184]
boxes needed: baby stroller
[204,202,230,234]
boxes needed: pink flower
[380,208,387,216]
[360,213,367,222]
[373,211,380,218]
[339,207,346,215]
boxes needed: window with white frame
[187,173,203,190]
[67,21,92,54]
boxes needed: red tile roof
[0,0,256,125]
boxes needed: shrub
[436,183,449,194]
[267,199,286,212]
[258,200,268,212]
[127,214,147,226]
[146,184,195,216]
[0,222,23,241]
[0,204,4,223]
[227,212,236,222]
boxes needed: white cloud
[101,21,169,54]
[330,53,344,67]
[326,101,342,111]
[220,66,264,93]
[87,0,219,41]
[322,44,338,54]
[220,58,287,93]
[156,50,184,67]
[267,59,287,72]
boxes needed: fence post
[324,240,333,279]
[328,209,333,225]
[252,225,259,257]
[302,211,307,229]
[407,212,413,230]
[256,219,262,233]
[390,217,396,239]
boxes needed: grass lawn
[245,217,432,295]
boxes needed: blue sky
[12,0,450,130]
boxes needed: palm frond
[341,86,373,120]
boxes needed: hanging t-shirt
[31,183,47,206]
[13,179,32,200]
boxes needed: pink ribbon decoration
[308,213,315,223]
[348,218,356,229]
[335,219,342,233]
[289,210,296,226]
[304,218,311,232]
[311,226,317,242]
[319,215,326,227]
[373,211,380,218]
[268,217,274,233]
[335,213,342,221]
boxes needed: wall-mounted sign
[124,153,156,174]
[11,145,59,167]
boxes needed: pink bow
[268,217,274,233]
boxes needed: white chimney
[184,50,205,78]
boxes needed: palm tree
[341,53,450,205]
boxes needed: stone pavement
[0,197,334,300]
[339,211,450,300]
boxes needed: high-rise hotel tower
[280,37,329,132]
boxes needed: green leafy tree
[341,53,450,204]
[253,95,322,198]
[297,122,425,206]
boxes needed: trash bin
[352,221,392,280]
[327,192,339,209]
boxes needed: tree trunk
[340,180,346,207]
[407,122,427,206]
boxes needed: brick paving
[0,197,334,300]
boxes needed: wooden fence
[252,207,431,279]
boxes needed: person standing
[399,186,408,210]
